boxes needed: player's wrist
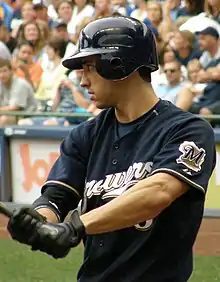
[68,209,86,239]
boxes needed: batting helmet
[62,16,159,80]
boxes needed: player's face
[80,57,117,109]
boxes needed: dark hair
[17,40,35,51]
[17,20,43,54]
[186,0,205,14]
[47,37,67,58]
[56,0,74,12]
[0,59,12,69]
[204,0,219,17]
[139,67,151,83]
[158,43,172,66]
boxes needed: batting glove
[32,209,85,259]
[7,206,47,246]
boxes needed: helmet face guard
[62,16,159,81]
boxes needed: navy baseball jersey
[41,99,216,282]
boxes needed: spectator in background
[12,40,43,90]
[34,37,67,103]
[56,0,73,25]
[205,0,220,24]
[178,9,220,35]
[18,69,90,126]
[0,1,13,31]
[196,27,220,68]
[73,16,92,45]
[155,60,185,104]
[110,0,134,16]
[130,0,148,22]
[145,1,163,29]
[11,1,36,37]
[151,43,175,89]
[33,0,54,29]
[67,0,95,43]
[186,59,207,99]
[176,56,220,114]
[48,0,60,21]
[0,58,37,125]
[0,22,12,61]
[52,20,75,52]
[36,18,50,44]
[93,0,112,19]
[177,59,208,107]
[177,0,204,18]
[169,30,203,66]
[166,0,182,21]
[11,0,23,24]
[40,20,76,70]
[16,20,45,61]
[0,21,17,53]
[163,0,219,37]
[43,69,91,126]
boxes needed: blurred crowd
[0,0,220,127]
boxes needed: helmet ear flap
[110,57,123,69]
[96,54,131,80]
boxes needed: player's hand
[7,206,47,246]
[32,209,85,259]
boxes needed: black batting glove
[33,209,85,259]
[7,206,47,246]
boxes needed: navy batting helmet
[62,16,159,80]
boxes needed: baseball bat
[0,202,12,218]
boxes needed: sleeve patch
[176,141,206,172]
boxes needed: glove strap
[69,209,86,239]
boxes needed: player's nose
[80,71,90,89]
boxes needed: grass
[0,239,219,282]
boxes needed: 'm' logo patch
[176,141,206,172]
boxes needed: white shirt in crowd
[130,9,148,22]
[0,77,37,111]
[179,13,220,36]
[0,41,12,61]
[199,44,220,68]
[67,5,95,37]
[40,41,77,71]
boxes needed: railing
[0,111,93,118]
[198,115,220,121]
[0,111,220,122]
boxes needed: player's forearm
[81,173,186,234]
[32,185,81,222]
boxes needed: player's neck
[114,81,159,123]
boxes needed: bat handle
[0,202,12,218]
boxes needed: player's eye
[87,64,96,72]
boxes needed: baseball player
[7,16,216,282]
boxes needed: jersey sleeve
[150,119,216,194]
[41,122,93,199]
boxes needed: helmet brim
[62,48,116,70]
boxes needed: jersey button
[114,144,119,149]
[99,240,104,247]
[112,159,118,165]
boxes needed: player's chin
[94,101,110,110]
